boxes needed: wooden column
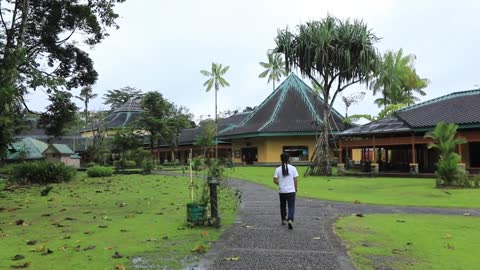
[372,136,376,162]
[458,144,463,162]
[411,134,416,163]
[339,140,343,163]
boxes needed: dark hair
[280,153,289,176]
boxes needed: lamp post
[208,175,220,227]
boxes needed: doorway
[242,147,258,165]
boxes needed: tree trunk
[215,83,218,159]
[273,80,275,91]
[321,104,332,175]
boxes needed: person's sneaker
[281,219,287,226]
[288,220,293,230]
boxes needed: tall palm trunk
[215,83,218,159]
[84,99,88,125]
[273,80,276,91]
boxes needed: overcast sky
[27,0,480,122]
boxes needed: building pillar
[410,134,418,174]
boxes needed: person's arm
[273,177,279,185]
[294,177,298,192]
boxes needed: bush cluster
[9,161,76,184]
[87,166,114,177]
[113,159,137,170]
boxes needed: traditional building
[219,73,346,165]
[338,89,480,174]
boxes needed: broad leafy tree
[140,91,172,154]
[259,52,287,91]
[371,49,428,108]
[103,86,143,111]
[0,0,126,156]
[275,16,380,175]
[112,127,140,159]
[164,104,193,161]
[425,122,466,186]
[75,86,98,125]
[38,91,78,138]
[200,62,230,158]
[194,120,216,158]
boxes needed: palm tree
[200,63,230,158]
[371,49,428,108]
[259,53,287,91]
[75,86,97,125]
[424,122,466,185]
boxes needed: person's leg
[279,193,287,224]
[287,192,296,229]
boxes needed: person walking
[273,153,298,230]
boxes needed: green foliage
[0,0,125,157]
[87,162,97,167]
[259,52,287,90]
[206,158,225,181]
[112,128,141,158]
[142,159,154,174]
[87,166,113,177]
[103,86,143,111]
[344,103,407,124]
[140,91,173,152]
[9,161,76,185]
[274,15,380,175]
[201,63,230,92]
[113,159,136,170]
[0,164,15,175]
[126,148,151,167]
[192,156,205,171]
[38,91,79,138]
[194,120,216,157]
[75,86,98,125]
[371,49,429,108]
[425,122,466,186]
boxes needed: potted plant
[186,155,208,225]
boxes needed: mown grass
[229,166,480,208]
[336,214,480,270]
[0,173,238,269]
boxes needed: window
[283,146,308,161]
[470,142,480,167]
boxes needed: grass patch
[0,173,238,269]
[229,166,480,208]
[336,214,480,270]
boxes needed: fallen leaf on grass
[41,249,54,256]
[31,245,45,253]
[83,245,96,251]
[10,262,31,269]
[104,247,114,251]
[396,220,406,223]
[446,243,455,250]
[60,236,71,240]
[112,251,123,259]
[120,229,129,233]
[15,219,25,226]
[115,265,126,270]
[12,254,25,260]
[64,217,76,221]
[464,213,472,216]
[201,231,209,236]
[40,213,51,217]
[99,225,108,228]
[26,240,37,245]
[177,227,186,230]
[191,244,208,254]
[353,200,361,204]
[442,234,452,239]
[224,257,240,261]
[355,214,364,218]
[58,247,68,251]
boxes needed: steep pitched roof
[219,74,345,138]
[44,144,75,155]
[83,99,142,132]
[6,137,48,160]
[396,89,480,128]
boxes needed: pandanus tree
[201,63,230,158]
[371,49,428,108]
[274,16,380,175]
[259,52,287,91]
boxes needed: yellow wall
[231,136,318,164]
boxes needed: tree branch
[0,2,9,33]
[56,26,77,44]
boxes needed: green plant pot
[186,203,206,223]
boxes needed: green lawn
[336,214,480,270]
[0,173,238,269]
[228,166,480,208]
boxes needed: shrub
[0,164,15,175]
[87,162,97,168]
[113,159,137,170]
[192,156,205,171]
[87,166,113,177]
[127,148,151,167]
[142,159,154,174]
[9,161,76,184]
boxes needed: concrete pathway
[151,172,479,270]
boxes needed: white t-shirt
[274,164,299,193]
